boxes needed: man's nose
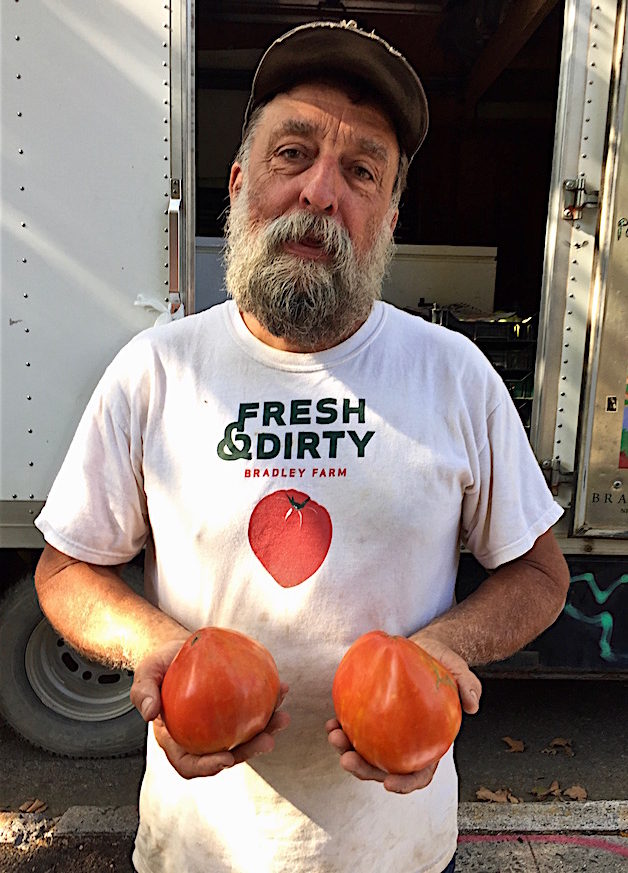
[298,157,341,216]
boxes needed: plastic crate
[504,372,534,399]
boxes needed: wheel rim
[25,618,135,722]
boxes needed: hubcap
[25,619,135,722]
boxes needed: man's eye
[353,165,375,182]
[277,148,304,160]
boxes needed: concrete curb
[2,801,628,845]
[458,800,628,833]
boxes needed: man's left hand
[325,718,439,793]
[326,635,482,793]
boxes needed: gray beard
[223,183,395,351]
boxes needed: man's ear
[229,163,244,203]
[390,208,399,234]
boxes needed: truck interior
[195,0,564,437]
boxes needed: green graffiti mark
[565,573,628,662]
[569,573,628,604]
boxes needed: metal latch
[562,176,599,220]
[540,458,574,496]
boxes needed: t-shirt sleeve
[460,378,563,570]
[34,341,150,564]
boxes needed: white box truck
[1,0,626,756]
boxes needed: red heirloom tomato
[332,630,462,774]
[161,627,280,755]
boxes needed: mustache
[256,211,353,263]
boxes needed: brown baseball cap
[244,20,429,161]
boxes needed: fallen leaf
[18,798,48,814]
[476,786,521,803]
[563,785,588,801]
[502,736,525,753]
[531,780,563,800]
[542,737,574,757]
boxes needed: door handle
[168,178,182,313]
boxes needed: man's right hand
[130,638,290,779]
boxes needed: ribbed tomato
[161,627,280,755]
[332,630,462,774]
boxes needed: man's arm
[35,543,290,778]
[328,528,570,792]
[412,528,570,666]
[34,543,188,671]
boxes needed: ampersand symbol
[217,422,252,460]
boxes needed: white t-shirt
[36,300,562,873]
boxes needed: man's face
[224,83,400,351]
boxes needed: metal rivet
[12,494,17,499]
[23,293,28,298]
[558,423,563,428]
[163,118,168,123]
[164,173,168,179]
[16,73,21,79]
[163,99,168,105]
[564,343,569,348]
[22,257,27,262]
[21,222,26,227]
[582,154,587,159]
[561,376,567,380]
[17,111,22,117]
[18,148,24,154]
[560,393,566,397]
[164,245,168,250]
[28,509,34,515]
[556,440,561,444]
[566,326,572,331]
[27,428,33,433]
[24,327,29,333]
[29,494,34,499]
[591,62,596,67]
[26,394,31,399]
[28,461,34,467]
[567,311,573,315]
[25,361,30,366]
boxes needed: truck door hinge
[540,459,574,495]
[562,177,599,221]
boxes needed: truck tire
[0,574,146,757]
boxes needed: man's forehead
[259,83,399,157]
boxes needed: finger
[339,750,387,784]
[153,717,234,779]
[230,710,290,765]
[130,675,161,722]
[325,717,341,734]
[327,727,352,755]
[383,761,439,794]
[266,709,291,735]
[276,683,289,709]
[459,674,482,715]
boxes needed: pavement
[1,801,628,871]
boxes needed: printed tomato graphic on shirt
[248,490,332,587]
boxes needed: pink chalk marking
[458,833,628,858]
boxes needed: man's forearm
[35,545,188,670]
[412,530,570,667]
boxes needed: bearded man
[34,20,569,873]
